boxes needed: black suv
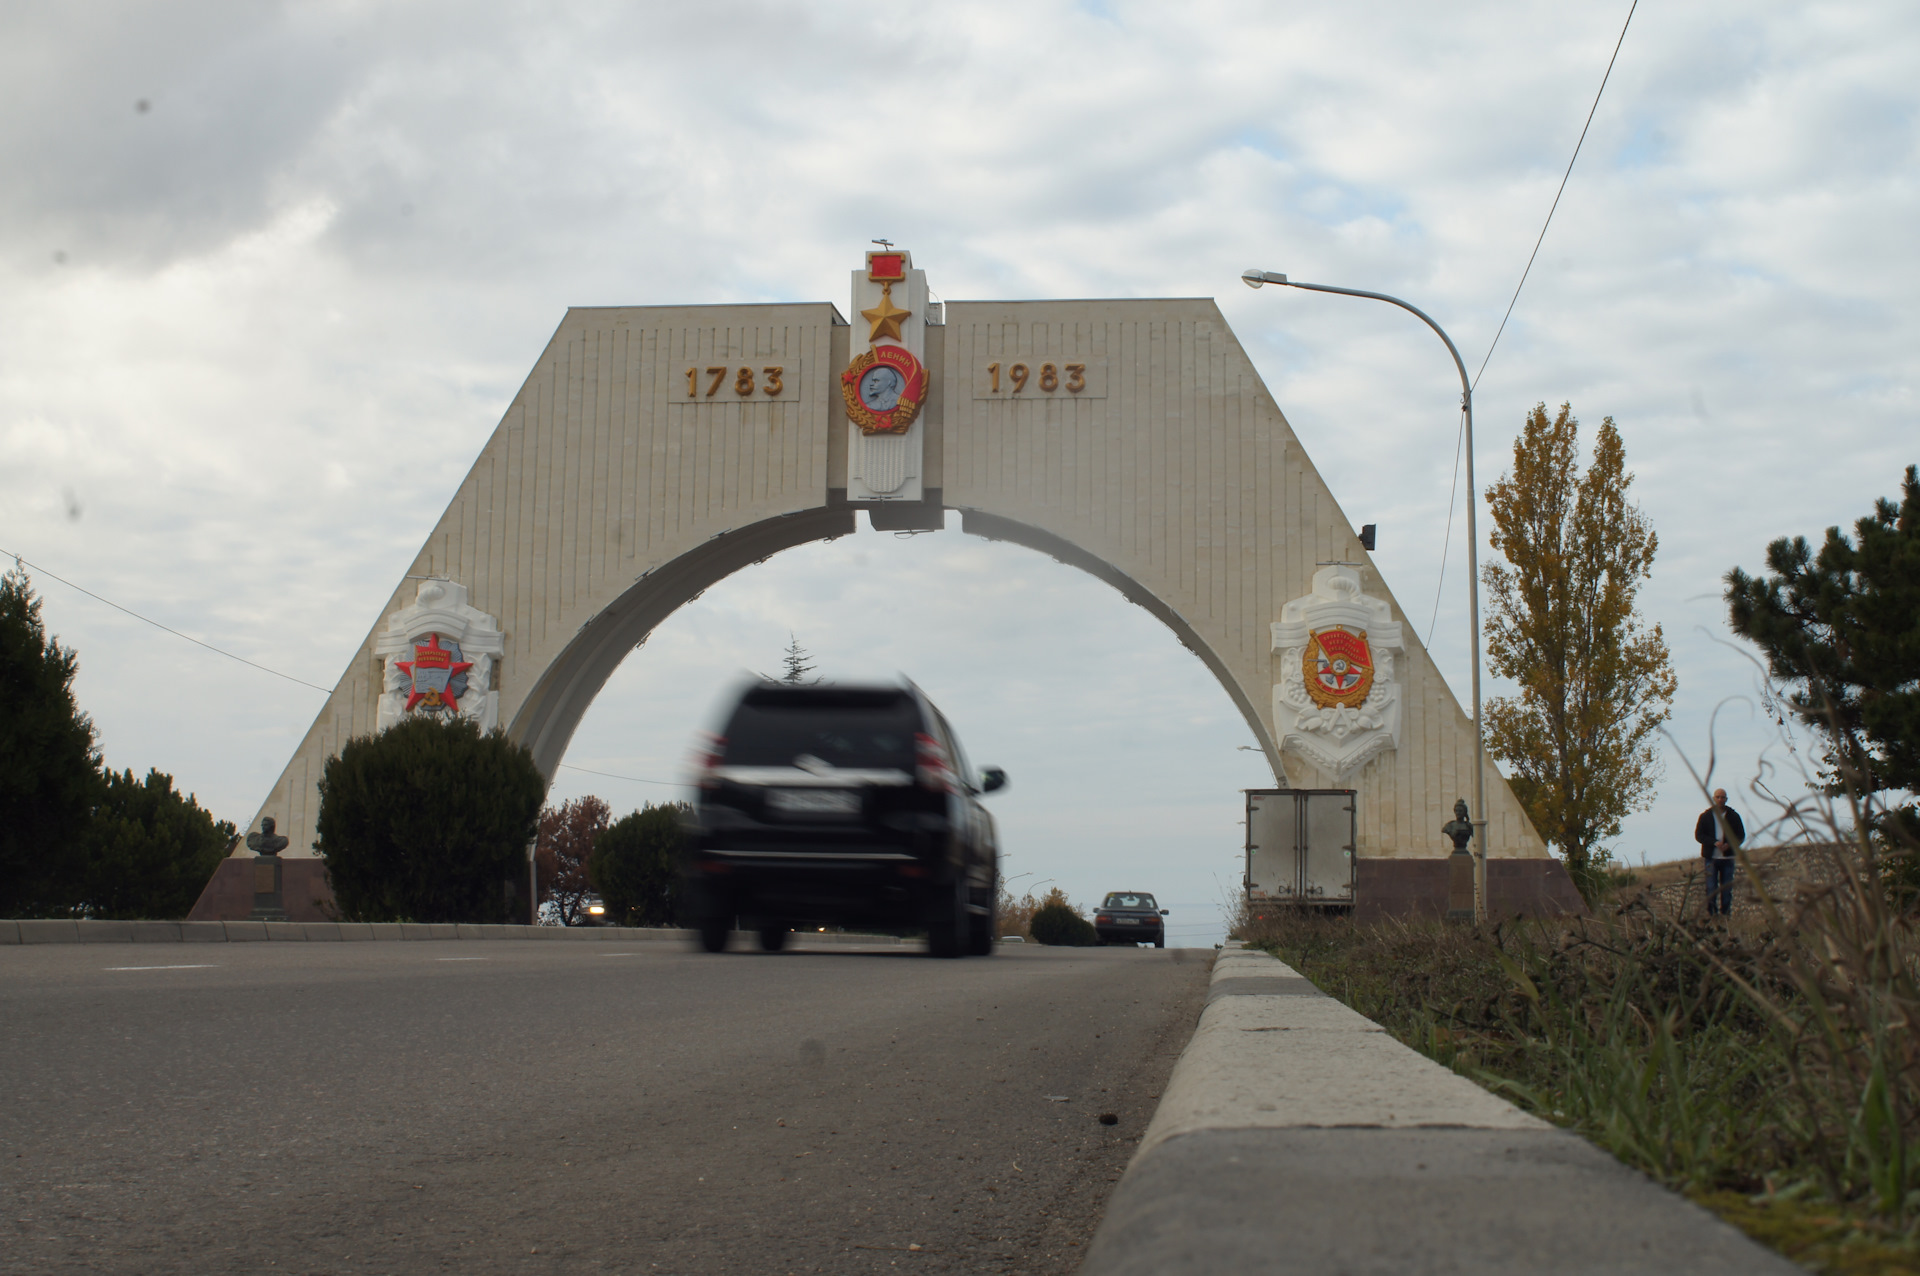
[1093,892,1168,947]
[682,681,1005,958]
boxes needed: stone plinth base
[189,858,338,922]
[1355,859,1587,924]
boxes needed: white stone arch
[237,278,1554,907]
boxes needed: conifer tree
[79,768,236,919]
[588,802,688,928]
[769,633,820,685]
[1726,464,1920,832]
[1481,404,1676,897]
[0,565,99,916]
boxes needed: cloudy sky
[4,1,1914,944]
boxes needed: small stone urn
[245,817,290,922]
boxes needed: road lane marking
[435,958,489,962]
[103,964,218,971]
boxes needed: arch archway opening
[538,512,1280,949]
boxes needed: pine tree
[770,633,820,685]
[1481,404,1677,899]
[78,768,237,920]
[0,565,100,916]
[1726,464,1920,830]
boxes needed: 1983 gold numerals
[685,366,784,398]
[985,361,1085,394]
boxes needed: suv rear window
[722,688,919,769]
[1103,893,1157,909]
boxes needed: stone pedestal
[1446,848,1476,923]
[248,855,287,921]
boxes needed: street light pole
[1242,268,1490,923]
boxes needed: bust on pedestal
[245,817,290,922]
[1441,799,1476,923]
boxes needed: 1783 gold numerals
[685,366,785,398]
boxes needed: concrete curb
[0,919,917,947]
[1077,945,1802,1275]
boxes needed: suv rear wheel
[698,915,730,953]
[926,876,966,959]
[758,925,790,953]
[967,879,997,956]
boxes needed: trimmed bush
[589,802,688,928]
[315,715,545,923]
[1029,899,1097,946]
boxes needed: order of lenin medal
[841,344,929,434]
[840,253,930,435]
[1302,628,1374,709]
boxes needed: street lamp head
[1242,268,1288,289]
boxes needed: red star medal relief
[394,632,474,713]
[1302,627,1374,709]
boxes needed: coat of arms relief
[1271,565,1405,778]
[373,579,504,733]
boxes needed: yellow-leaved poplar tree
[1482,403,1676,897]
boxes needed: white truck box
[1245,788,1356,907]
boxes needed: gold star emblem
[861,281,911,344]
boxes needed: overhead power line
[6,547,703,791]
[1473,0,1640,391]
[3,546,334,693]
[1422,0,1640,650]
[556,762,684,788]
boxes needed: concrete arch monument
[201,250,1581,922]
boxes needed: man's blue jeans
[1706,857,1736,916]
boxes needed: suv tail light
[914,732,956,794]
[692,732,727,791]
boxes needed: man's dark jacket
[1695,806,1746,858]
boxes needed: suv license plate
[1116,917,1139,924]
[768,788,859,816]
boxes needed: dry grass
[996,887,1039,940]
[1608,843,1864,926]
[1238,829,1920,1273]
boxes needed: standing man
[1694,788,1746,919]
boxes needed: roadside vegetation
[316,715,545,923]
[1480,403,1675,902]
[1027,886,1098,945]
[1240,458,1920,1270]
[588,801,687,927]
[1245,827,1920,1274]
[1,565,234,919]
[535,795,611,925]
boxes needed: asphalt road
[0,938,1210,1275]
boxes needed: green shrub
[78,768,236,919]
[0,566,100,917]
[589,802,688,927]
[315,715,544,923]
[1029,899,1097,946]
